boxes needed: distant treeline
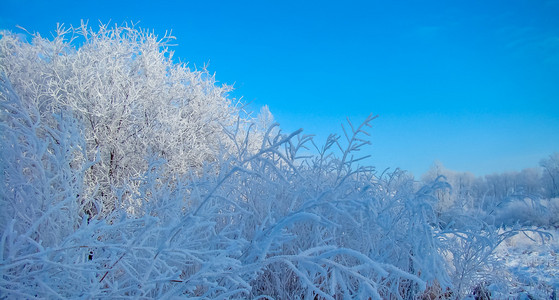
[421,153,559,227]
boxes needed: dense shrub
[0,23,253,216]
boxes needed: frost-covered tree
[421,161,477,214]
[541,152,559,198]
[0,23,257,215]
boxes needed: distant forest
[420,155,559,228]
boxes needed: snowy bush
[0,83,448,298]
[493,197,559,228]
[1,23,555,299]
[0,72,90,296]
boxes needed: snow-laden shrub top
[0,23,255,216]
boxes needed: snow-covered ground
[493,228,559,299]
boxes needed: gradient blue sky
[1,0,558,177]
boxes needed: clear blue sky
[2,0,558,177]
